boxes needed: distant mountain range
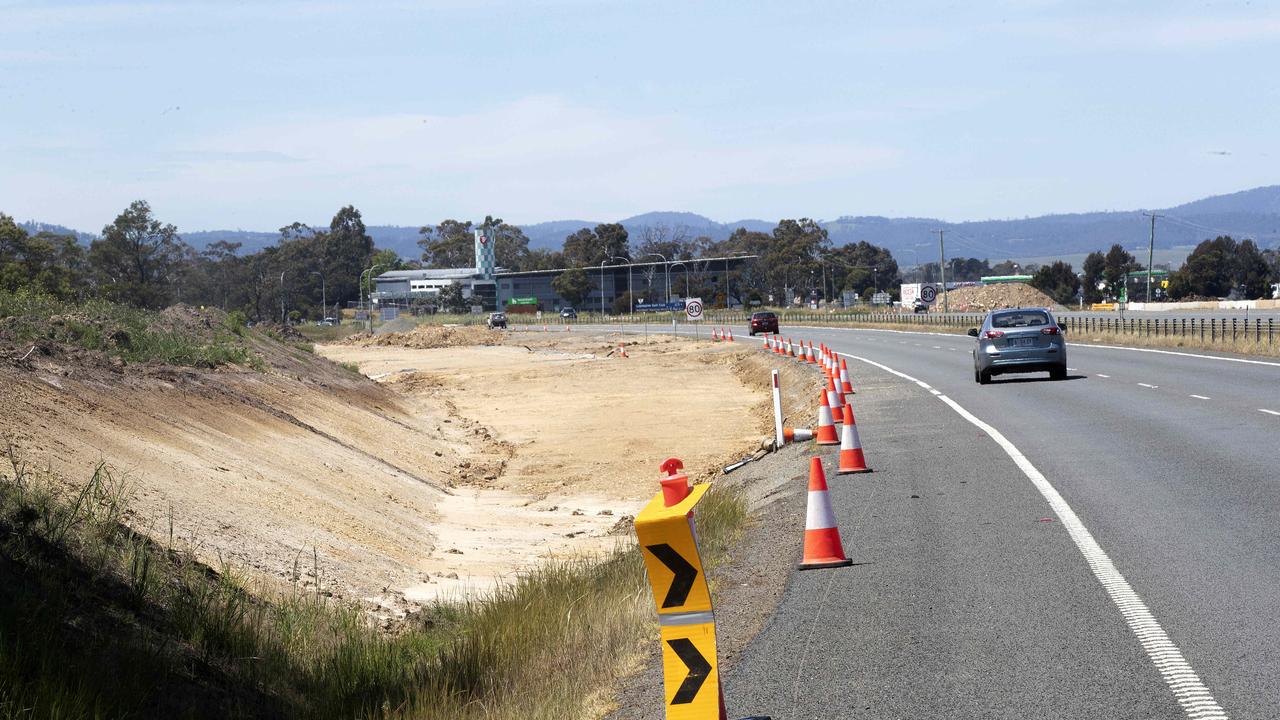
[19,185,1280,264]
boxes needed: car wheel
[974,367,981,384]
[1050,365,1066,380]
[978,369,991,385]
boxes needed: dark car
[969,308,1067,384]
[560,307,577,319]
[912,299,930,313]
[749,311,779,336]
[487,312,507,329]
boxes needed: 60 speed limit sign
[685,298,704,321]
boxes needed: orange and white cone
[837,404,870,474]
[712,328,720,341]
[783,427,814,443]
[617,343,629,358]
[827,377,845,421]
[726,328,734,342]
[806,341,817,364]
[814,390,839,445]
[788,338,797,358]
[799,457,854,569]
[839,358,855,395]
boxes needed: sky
[2,0,1279,233]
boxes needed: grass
[0,445,750,720]
[0,290,254,368]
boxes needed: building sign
[507,297,538,305]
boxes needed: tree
[89,200,188,308]
[371,248,404,272]
[1082,251,1106,302]
[1168,236,1272,299]
[479,215,531,270]
[1102,244,1140,299]
[435,281,468,313]
[765,219,829,304]
[0,214,88,300]
[418,219,475,268]
[1030,261,1078,305]
[822,241,899,298]
[561,223,630,268]
[551,267,593,309]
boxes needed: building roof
[494,254,758,277]
[376,268,480,281]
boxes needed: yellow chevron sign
[660,621,720,719]
[635,483,713,616]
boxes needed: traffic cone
[787,337,796,358]
[783,427,814,443]
[617,343,628,358]
[726,328,734,342]
[837,404,870,474]
[814,390,839,445]
[712,328,720,341]
[565,324,571,331]
[839,358,855,395]
[799,457,853,569]
[827,377,845,421]
[806,341,817,364]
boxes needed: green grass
[0,289,255,368]
[0,446,749,720]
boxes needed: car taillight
[982,330,1004,339]
[1041,326,1059,335]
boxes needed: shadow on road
[988,374,1088,384]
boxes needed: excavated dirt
[318,330,796,604]
[342,324,506,349]
[928,283,1060,312]
[1,320,786,622]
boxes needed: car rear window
[752,312,775,320]
[991,311,1050,328]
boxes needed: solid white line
[1260,409,1280,416]
[1138,383,1159,389]
[837,350,1228,719]
[1190,395,1211,400]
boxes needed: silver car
[969,308,1067,384]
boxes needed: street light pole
[611,256,631,325]
[310,271,326,322]
[599,259,607,319]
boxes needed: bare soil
[1,323,788,623]
[928,283,1060,312]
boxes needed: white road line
[932,345,942,349]
[1190,395,1211,400]
[1260,409,1280,416]
[838,350,1228,719]
[1097,374,1111,378]
[1138,383,1159,389]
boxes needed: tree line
[4,202,1277,320]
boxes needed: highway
[596,323,1280,719]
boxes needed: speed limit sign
[685,298,704,321]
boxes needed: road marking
[932,345,942,349]
[1190,395,1211,400]
[1138,383,1159,389]
[837,350,1228,720]
[1067,367,1077,371]
[1261,409,1280,416]
[1097,374,1111,378]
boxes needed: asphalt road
[589,323,1279,719]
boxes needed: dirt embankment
[2,318,785,622]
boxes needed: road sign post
[686,298,703,341]
[635,459,768,720]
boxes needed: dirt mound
[345,324,506,350]
[154,304,228,341]
[930,283,1060,313]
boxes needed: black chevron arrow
[667,638,712,705]
[645,543,697,608]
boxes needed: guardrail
[1061,315,1275,346]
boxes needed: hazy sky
[3,0,1278,232]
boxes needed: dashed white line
[838,350,1228,719]
[932,345,942,349]
[1097,374,1111,378]
[1260,409,1280,417]
[1190,395,1211,400]
[1138,383,1159,389]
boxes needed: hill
[21,185,1280,262]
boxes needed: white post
[771,369,785,447]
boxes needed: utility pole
[279,270,287,325]
[936,230,949,313]
[1143,212,1161,304]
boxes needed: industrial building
[371,228,755,313]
